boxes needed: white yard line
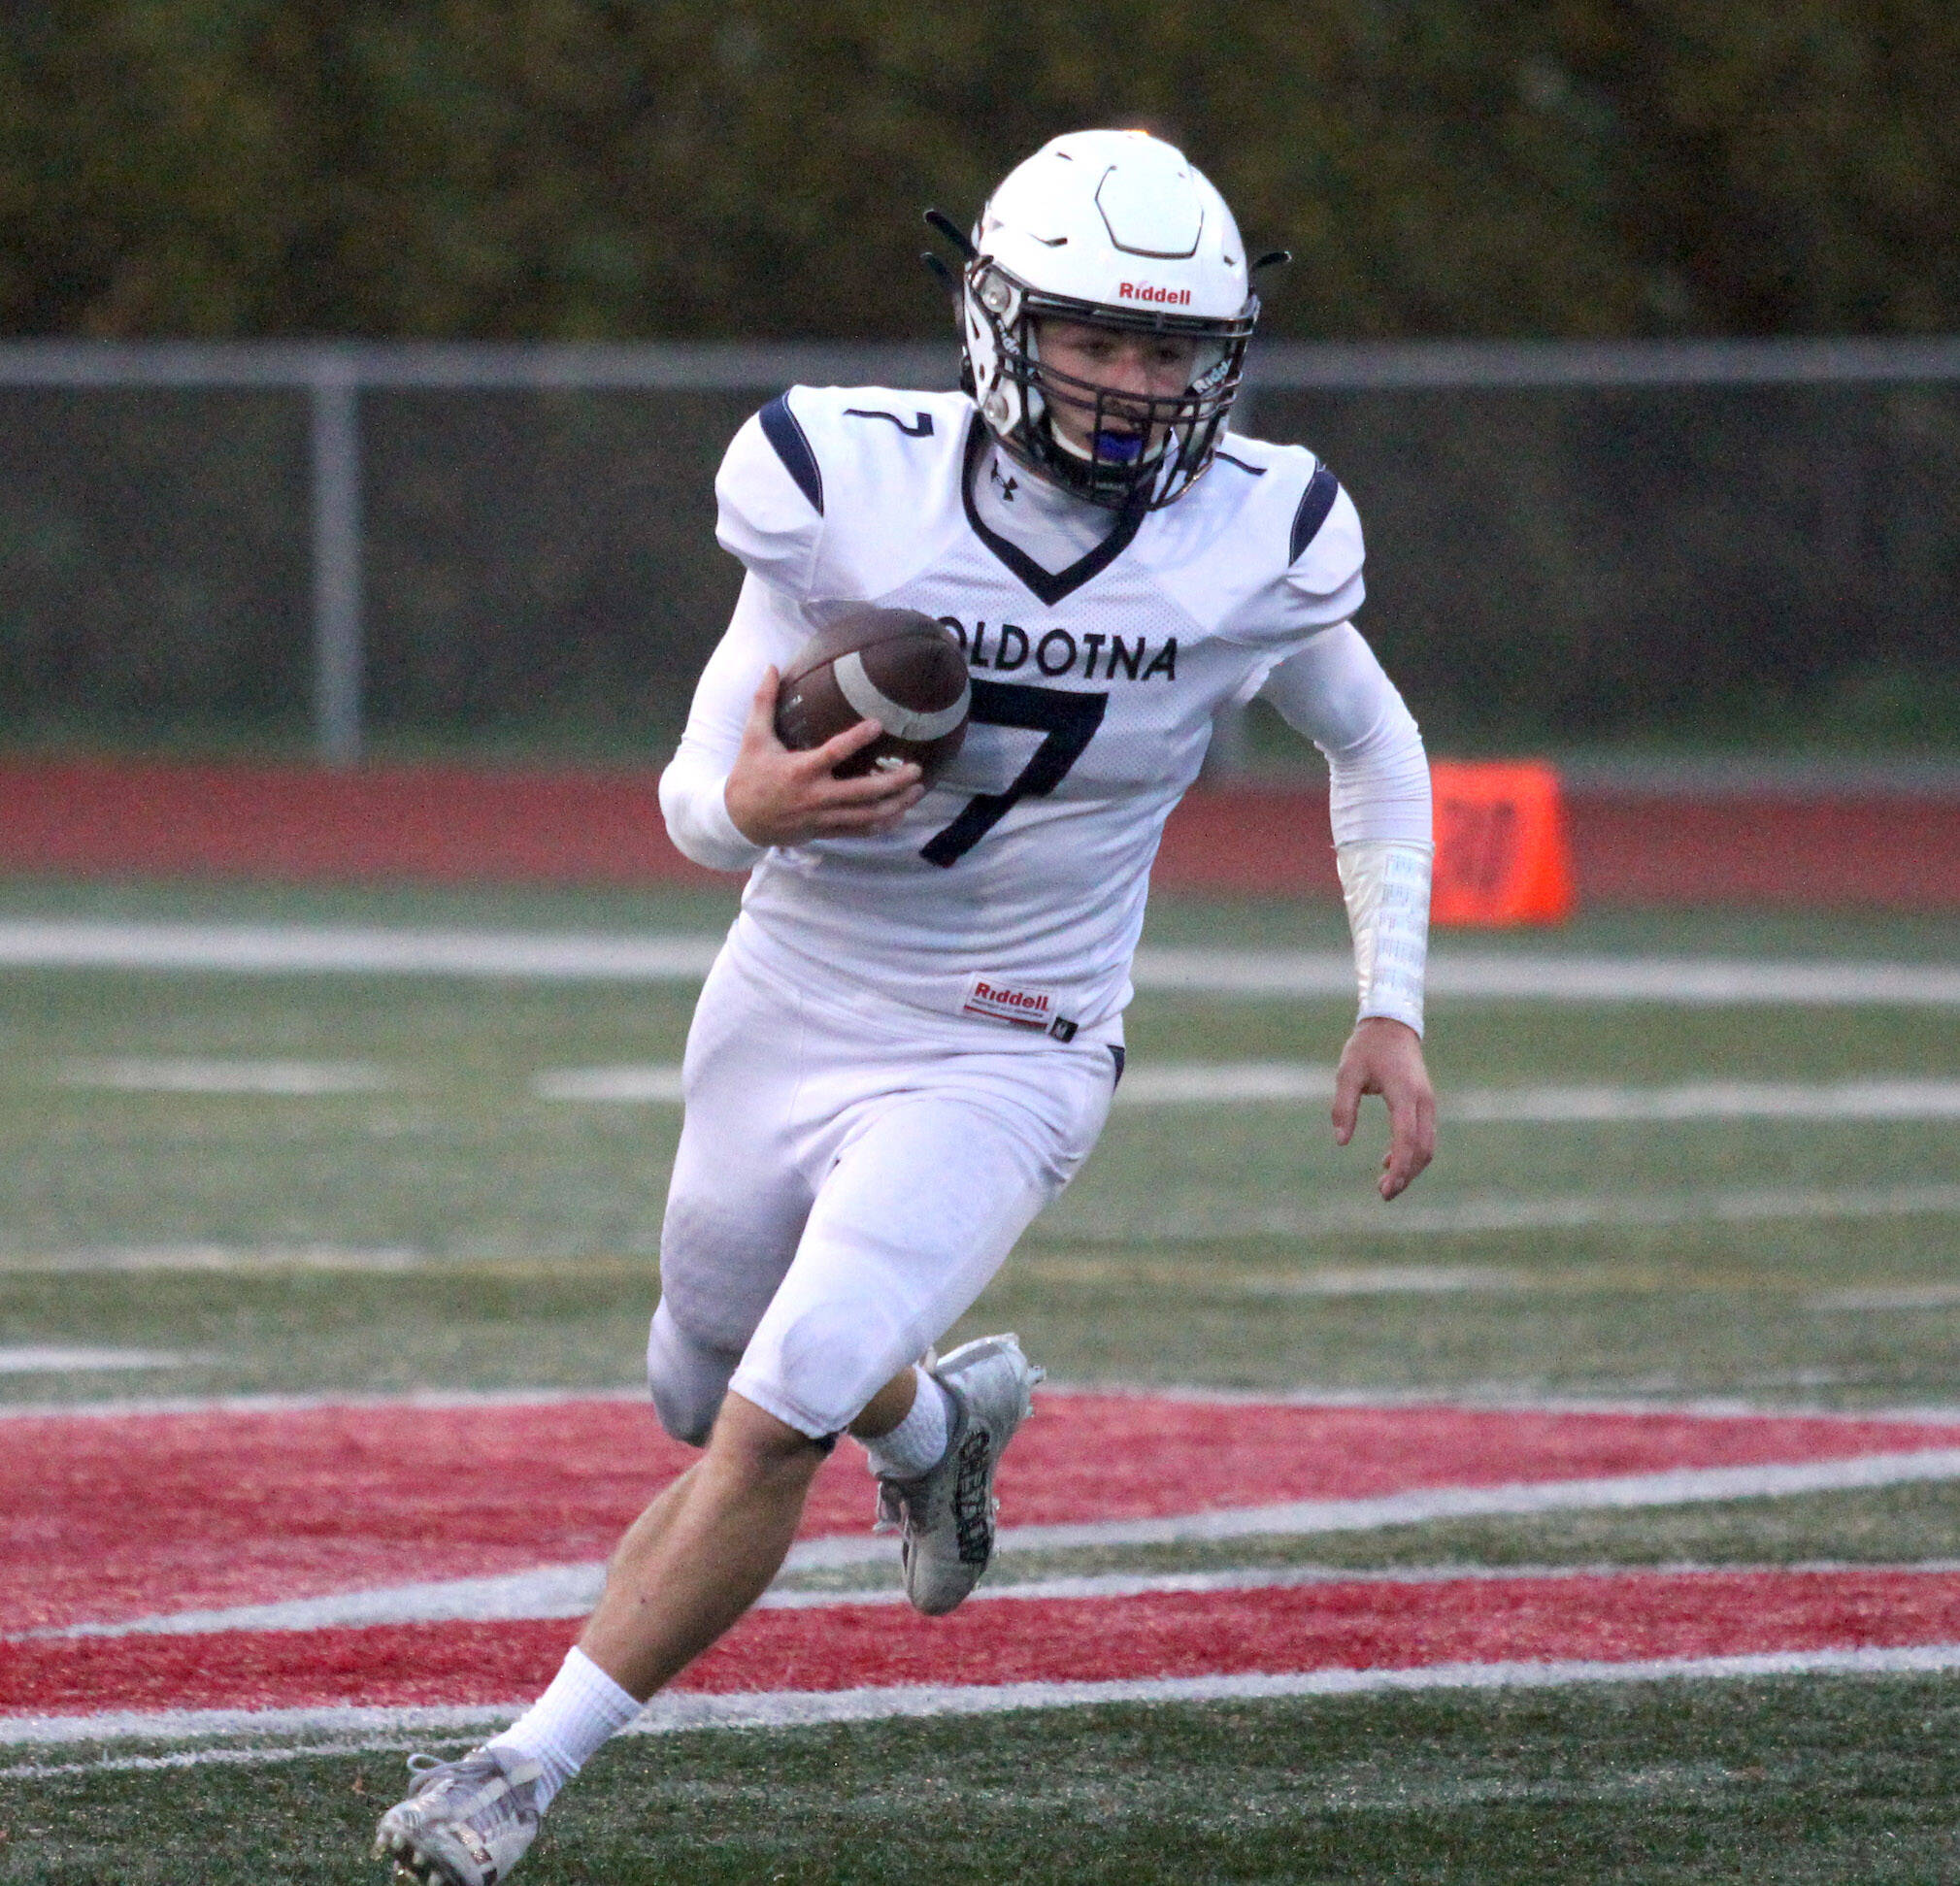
[1031,1257,1960,1301]
[35,1047,1960,1123]
[0,1701,517,1754]
[1119,1071,1960,1117]
[57,1058,390,1095]
[34,1451,1960,1638]
[0,1346,198,1374]
[4,920,1958,1006]
[8,1381,1960,1425]
[1137,946,1960,1009]
[37,1565,616,1639]
[1810,1284,1960,1312]
[1033,1379,1960,1418]
[1445,1079,1960,1123]
[0,1246,426,1275]
[5,1182,1954,1280]
[1064,1181,1960,1242]
[1213,1264,1524,1296]
[10,1645,1960,1766]
[533,1066,686,1103]
[0,1383,650,1420]
[0,922,722,980]
[790,1446,1960,1565]
[531,1064,1960,1121]
[37,1555,1960,1642]
[1119,1062,1338,1103]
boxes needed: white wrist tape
[1336,839,1433,1038]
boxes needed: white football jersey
[678,384,1368,1040]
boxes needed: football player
[376,127,1434,1884]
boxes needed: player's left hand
[1331,1017,1436,1202]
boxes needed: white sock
[486,1646,643,1810]
[862,1368,952,1479]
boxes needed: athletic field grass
[2,876,1957,1882]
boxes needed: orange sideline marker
[1430,760,1577,926]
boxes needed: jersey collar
[960,415,1146,608]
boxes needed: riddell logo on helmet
[1117,282,1192,306]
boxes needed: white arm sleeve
[1258,623,1433,1034]
[657,573,810,873]
[1256,622,1431,845]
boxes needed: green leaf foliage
[0,0,1954,341]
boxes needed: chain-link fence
[2,339,1955,764]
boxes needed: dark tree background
[2,3,1955,753]
[2,0,1954,342]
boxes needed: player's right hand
[724,668,926,846]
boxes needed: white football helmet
[938,129,1262,512]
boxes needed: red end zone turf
[9,1393,1960,1722]
[11,1395,1960,1637]
[13,1567,1960,1716]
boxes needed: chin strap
[1336,839,1433,1038]
[921,208,978,307]
[923,208,979,259]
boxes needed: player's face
[1034,319,1202,460]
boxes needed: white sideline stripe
[1121,1062,1339,1103]
[0,1245,428,1274]
[5,921,1960,1008]
[39,1564,610,1639]
[0,922,724,980]
[1066,1181,1960,1241]
[1034,1379,1960,1423]
[56,1057,390,1095]
[1811,1284,1960,1311]
[11,1379,1960,1426]
[1445,1078,1960,1123]
[534,1065,685,1103]
[1216,1263,1525,1297]
[4,1183,1955,1279]
[1116,1070,1960,1118]
[1138,947,1960,1009]
[530,1065,1960,1122]
[39,1555,1960,1642]
[935,1447,1960,1564]
[951,1448,1960,1559]
[0,1346,195,1374]
[11,1646,1960,1767]
[0,1384,650,1420]
[1038,1256,1960,1302]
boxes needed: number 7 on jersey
[919,680,1109,867]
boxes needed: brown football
[774,607,971,788]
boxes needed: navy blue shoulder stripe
[758,394,823,515]
[1289,463,1340,564]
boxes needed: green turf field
[2,877,1957,1882]
[3,879,1955,1409]
[10,1678,1960,1885]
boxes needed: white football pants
[650,941,1119,1441]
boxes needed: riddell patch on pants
[963,976,1073,1037]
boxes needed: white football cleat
[875,1333,1044,1616]
[373,1745,543,1885]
